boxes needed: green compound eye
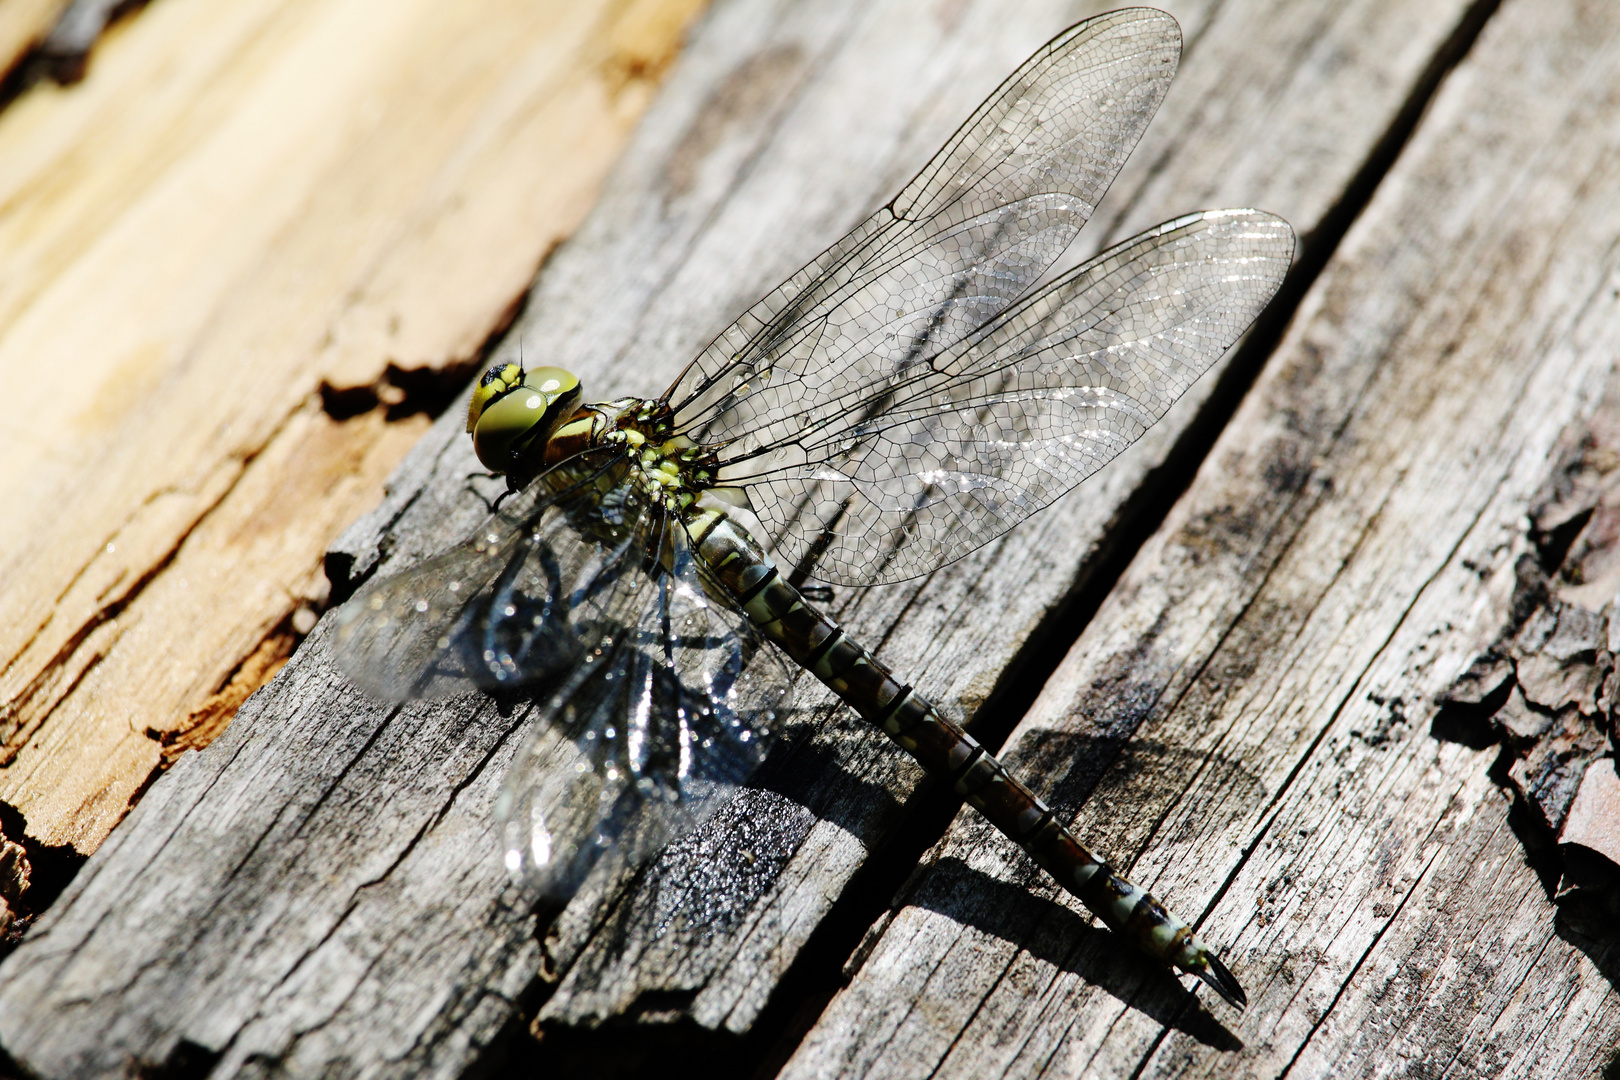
[468,364,582,473]
[466,362,525,434]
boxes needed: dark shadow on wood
[1554,918,1620,1025]
[0,0,154,114]
[318,286,522,424]
[749,728,901,838]
[1430,670,1515,750]
[124,1040,221,1080]
[1553,832,1620,1007]
[0,803,86,966]
[510,1018,750,1080]
[912,856,1241,1050]
[489,874,773,1080]
[1503,792,1566,900]
[0,1040,38,1080]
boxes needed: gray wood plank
[784,0,1620,1076]
[522,0,1487,1039]
[1435,446,1620,935]
[0,0,1495,1076]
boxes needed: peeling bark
[1440,413,1620,941]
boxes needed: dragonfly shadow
[483,686,539,719]
[911,855,1243,1051]
[1012,728,1267,821]
[461,470,509,514]
[747,720,907,837]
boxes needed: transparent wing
[330,450,637,700]
[657,10,1218,582]
[494,520,792,902]
[334,453,793,902]
[666,8,1182,451]
[658,10,1232,586]
[717,209,1295,584]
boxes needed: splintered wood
[0,0,1615,1077]
[0,0,707,857]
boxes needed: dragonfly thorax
[467,361,718,512]
[607,422,715,510]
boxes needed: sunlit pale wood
[0,0,707,855]
[0,0,65,78]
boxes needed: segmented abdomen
[686,508,1245,1008]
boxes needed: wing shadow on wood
[559,784,821,964]
[909,855,1241,1049]
[749,726,905,834]
[1011,728,1267,820]
[532,719,902,962]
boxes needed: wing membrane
[712,209,1294,584]
[653,10,1292,586]
[494,522,791,901]
[667,10,1182,445]
[330,452,644,700]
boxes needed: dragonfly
[332,6,1292,1011]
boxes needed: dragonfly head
[466,362,583,474]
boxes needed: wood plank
[1434,432,1620,933]
[0,0,1500,1076]
[522,0,1489,1039]
[0,0,708,877]
[785,0,1620,1075]
[0,1,65,87]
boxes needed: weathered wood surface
[1437,459,1620,943]
[0,0,706,882]
[783,0,1620,1075]
[3,0,1615,1079]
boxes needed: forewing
[330,451,636,700]
[494,520,792,902]
[724,210,1295,584]
[666,9,1182,452]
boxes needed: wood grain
[4,0,1604,1077]
[0,0,66,82]
[0,0,707,863]
[514,0,1486,1039]
[1435,436,1620,943]
[786,0,1620,1075]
